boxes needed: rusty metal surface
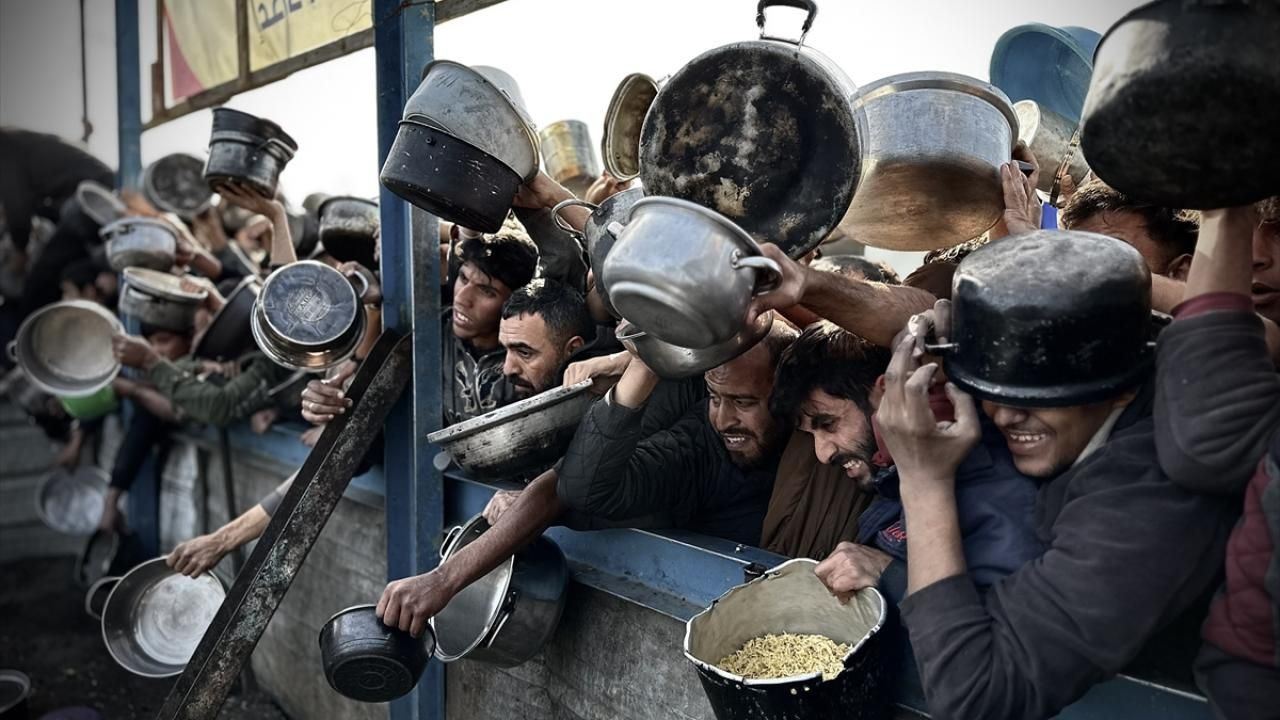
[155,331,412,720]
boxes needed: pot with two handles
[551,187,644,319]
[203,108,298,198]
[602,196,780,350]
[120,267,207,332]
[252,260,370,371]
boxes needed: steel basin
[8,300,122,397]
[101,217,177,272]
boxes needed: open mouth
[720,433,752,451]
[1004,429,1048,454]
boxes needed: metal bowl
[319,604,436,703]
[193,276,261,360]
[426,379,595,478]
[8,300,122,397]
[86,557,226,678]
[35,465,108,536]
[616,311,774,380]
[144,153,213,219]
[251,261,366,371]
[101,217,178,272]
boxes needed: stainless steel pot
[539,120,601,198]
[101,217,178,272]
[602,196,779,350]
[426,379,595,478]
[684,559,889,720]
[602,73,660,182]
[34,465,108,536]
[430,514,569,667]
[7,300,122,397]
[552,187,644,319]
[84,557,226,678]
[192,276,262,360]
[616,311,774,380]
[319,604,436,703]
[403,61,540,181]
[639,0,863,259]
[252,260,368,371]
[121,267,206,332]
[839,71,1017,251]
[1080,0,1280,208]
[1015,100,1089,203]
[144,153,213,220]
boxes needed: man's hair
[758,316,800,368]
[501,278,594,347]
[811,254,901,284]
[1258,195,1280,223]
[456,229,539,293]
[1061,179,1199,262]
[60,258,99,290]
[770,322,890,421]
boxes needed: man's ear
[870,374,887,408]
[1165,253,1193,282]
[565,335,586,357]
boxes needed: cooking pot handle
[731,254,782,295]
[605,221,626,238]
[439,525,464,560]
[615,326,647,342]
[84,576,120,620]
[483,589,520,648]
[756,0,817,45]
[5,340,15,363]
[348,268,371,300]
[923,342,957,355]
[551,199,598,236]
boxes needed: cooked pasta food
[717,633,850,680]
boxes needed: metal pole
[114,0,143,189]
[373,0,443,718]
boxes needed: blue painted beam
[114,0,143,189]
[373,0,441,718]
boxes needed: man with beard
[498,279,594,399]
[770,322,1041,600]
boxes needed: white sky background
[3,0,1140,275]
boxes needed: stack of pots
[252,260,368,371]
[8,301,122,418]
[120,267,206,333]
[381,62,539,233]
[203,108,298,198]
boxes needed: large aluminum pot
[426,380,595,478]
[539,120,601,198]
[83,557,226,678]
[317,196,379,267]
[640,0,863,259]
[144,153,213,220]
[402,61,540,181]
[192,276,262,360]
[839,71,1017,251]
[35,465,108,536]
[1080,0,1280,208]
[203,108,298,198]
[101,217,177,272]
[602,197,779,350]
[684,559,889,720]
[8,300,121,397]
[552,187,645,318]
[431,514,569,667]
[601,73,659,182]
[251,260,368,371]
[120,267,206,332]
[319,604,436,703]
[1015,100,1089,202]
[616,311,775,380]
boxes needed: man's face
[982,399,1122,478]
[147,330,192,361]
[500,312,581,398]
[1252,217,1280,325]
[705,344,786,469]
[1070,210,1184,278]
[452,262,512,344]
[798,389,877,490]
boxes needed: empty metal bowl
[35,466,109,536]
[8,300,122,397]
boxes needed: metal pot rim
[431,514,516,662]
[425,379,594,445]
[855,71,1018,147]
[682,558,887,686]
[100,216,179,240]
[250,302,362,371]
[12,300,123,397]
[258,260,362,347]
[602,72,659,181]
[123,267,207,303]
[627,196,764,255]
[0,669,30,713]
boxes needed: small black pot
[204,108,298,198]
[380,118,519,233]
[318,196,379,269]
[193,277,261,360]
[319,605,436,703]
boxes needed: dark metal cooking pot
[640,0,863,259]
[552,187,644,318]
[319,605,436,703]
[101,217,178,272]
[616,311,774,380]
[1080,0,1280,208]
[602,73,660,182]
[929,230,1155,407]
[120,267,206,332]
[8,301,121,398]
[144,153,213,219]
[431,514,569,667]
[84,557,226,678]
[684,559,889,720]
[380,118,521,234]
[203,108,298,198]
[0,670,30,720]
[252,260,368,371]
[317,196,379,268]
[192,276,262,360]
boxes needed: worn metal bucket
[684,559,890,720]
[539,120,601,198]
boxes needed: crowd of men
[3,72,1279,718]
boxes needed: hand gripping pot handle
[551,198,599,236]
[756,0,817,44]
[731,253,782,295]
[84,575,121,620]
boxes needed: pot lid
[123,267,207,304]
[426,379,593,445]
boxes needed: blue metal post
[114,0,143,189]
[374,1,443,718]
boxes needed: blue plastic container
[989,24,1101,125]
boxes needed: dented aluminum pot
[639,0,863,259]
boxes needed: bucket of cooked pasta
[683,558,890,720]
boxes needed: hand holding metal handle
[348,268,371,300]
[551,198,599,236]
[84,575,120,620]
[731,253,783,295]
[756,0,818,46]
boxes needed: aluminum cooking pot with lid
[838,71,1018,251]
[101,217,178,272]
[640,0,863,259]
[602,196,780,350]
[602,72,660,182]
[430,514,568,667]
[1080,0,1280,208]
[616,311,774,380]
[83,557,226,678]
[8,300,122,397]
[319,604,436,703]
[552,186,644,319]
